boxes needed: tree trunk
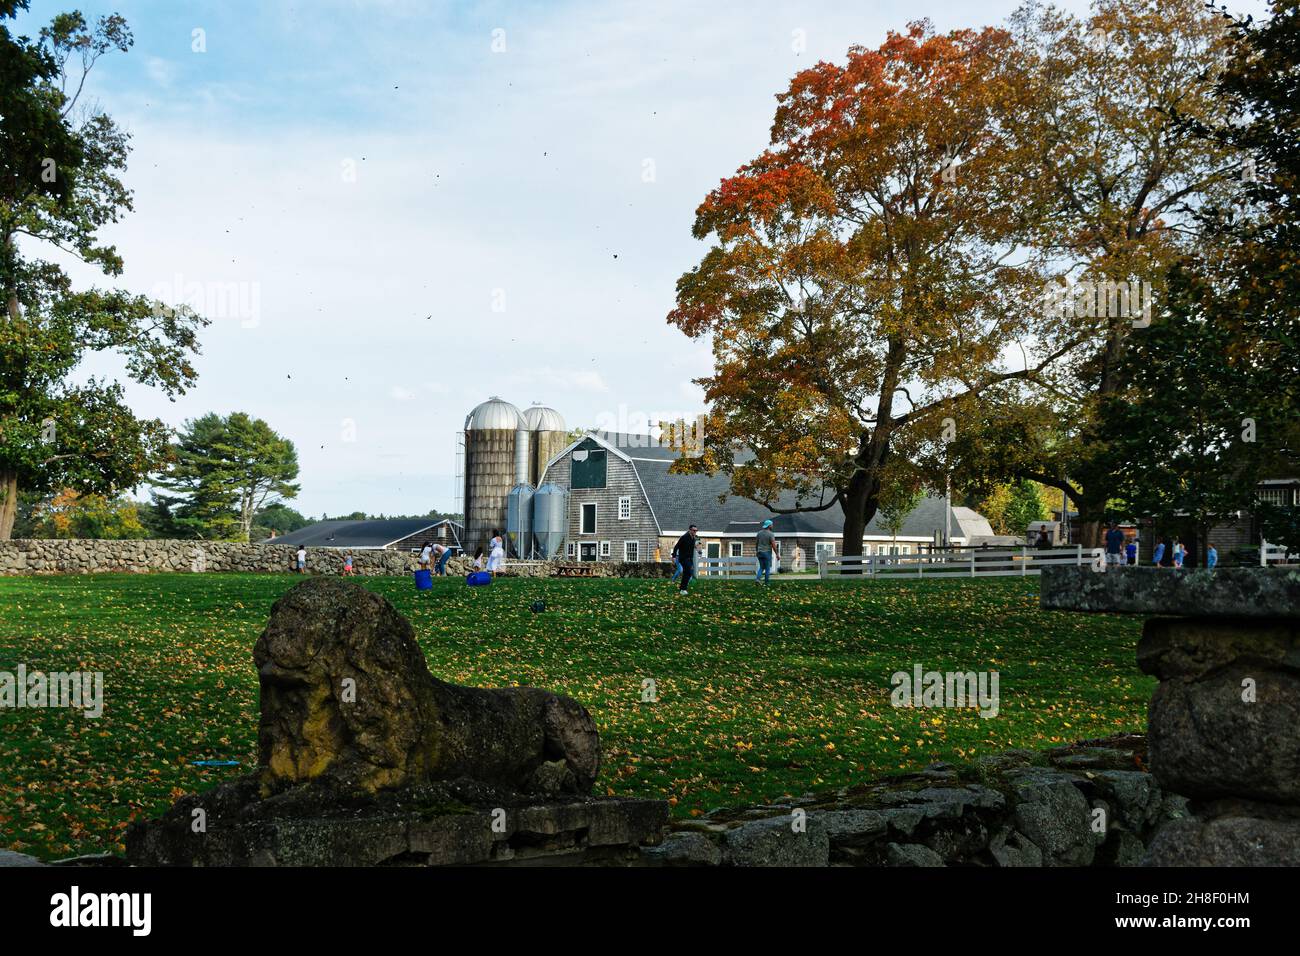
[839,465,881,574]
[0,470,18,540]
[1075,486,1107,549]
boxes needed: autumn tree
[0,4,205,538]
[979,0,1242,546]
[1090,0,1300,554]
[31,488,144,539]
[669,22,1070,559]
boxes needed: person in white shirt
[487,531,505,574]
[296,547,307,573]
[419,543,433,569]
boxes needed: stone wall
[0,539,677,578]
[0,539,413,576]
[645,735,1187,867]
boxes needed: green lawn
[0,572,1150,860]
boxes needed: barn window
[566,541,575,558]
[618,495,631,520]
[581,503,597,535]
[729,542,743,557]
[624,540,639,562]
[599,540,611,558]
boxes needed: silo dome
[467,396,523,431]
[522,404,566,433]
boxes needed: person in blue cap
[755,518,778,584]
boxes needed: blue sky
[15,0,1253,518]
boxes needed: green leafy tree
[156,413,300,541]
[135,491,190,539]
[876,467,925,550]
[1091,264,1264,556]
[0,5,205,539]
[1003,479,1048,536]
[250,502,310,541]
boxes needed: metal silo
[532,482,569,559]
[463,397,523,558]
[522,404,569,487]
[506,482,535,558]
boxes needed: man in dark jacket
[672,525,698,595]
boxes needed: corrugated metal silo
[522,404,569,487]
[505,482,535,558]
[532,483,569,559]
[463,397,523,557]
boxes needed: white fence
[818,546,1104,580]
[1261,541,1299,566]
[698,556,760,579]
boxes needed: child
[473,548,485,571]
[342,554,355,576]
[1152,538,1166,567]
[1206,544,1218,569]
[296,547,307,574]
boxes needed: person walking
[487,530,505,575]
[1104,523,1125,569]
[1152,537,1166,567]
[1125,537,1138,566]
[672,525,699,595]
[1207,543,1218,569]
[755,518,777,584]
[296,546,307,574]
[1173,538,1185,569]
[342,553,355,576]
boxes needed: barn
[536,430,995,566]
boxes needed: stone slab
[1040,566,1300,619]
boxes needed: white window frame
[566,541,575,558]
[729,541,743,558]
[599,540,611,559]
[815,542,836,559]
[624,540,639,562]
[580,502,598,535]
[617,495,631,520]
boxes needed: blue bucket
[466,570,492,587]
[413,569,433,590]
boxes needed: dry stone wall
[0,539,413,576]
[0,540,676,578]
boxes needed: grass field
[0,572,1151,860]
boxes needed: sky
[13,0,1259,518]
